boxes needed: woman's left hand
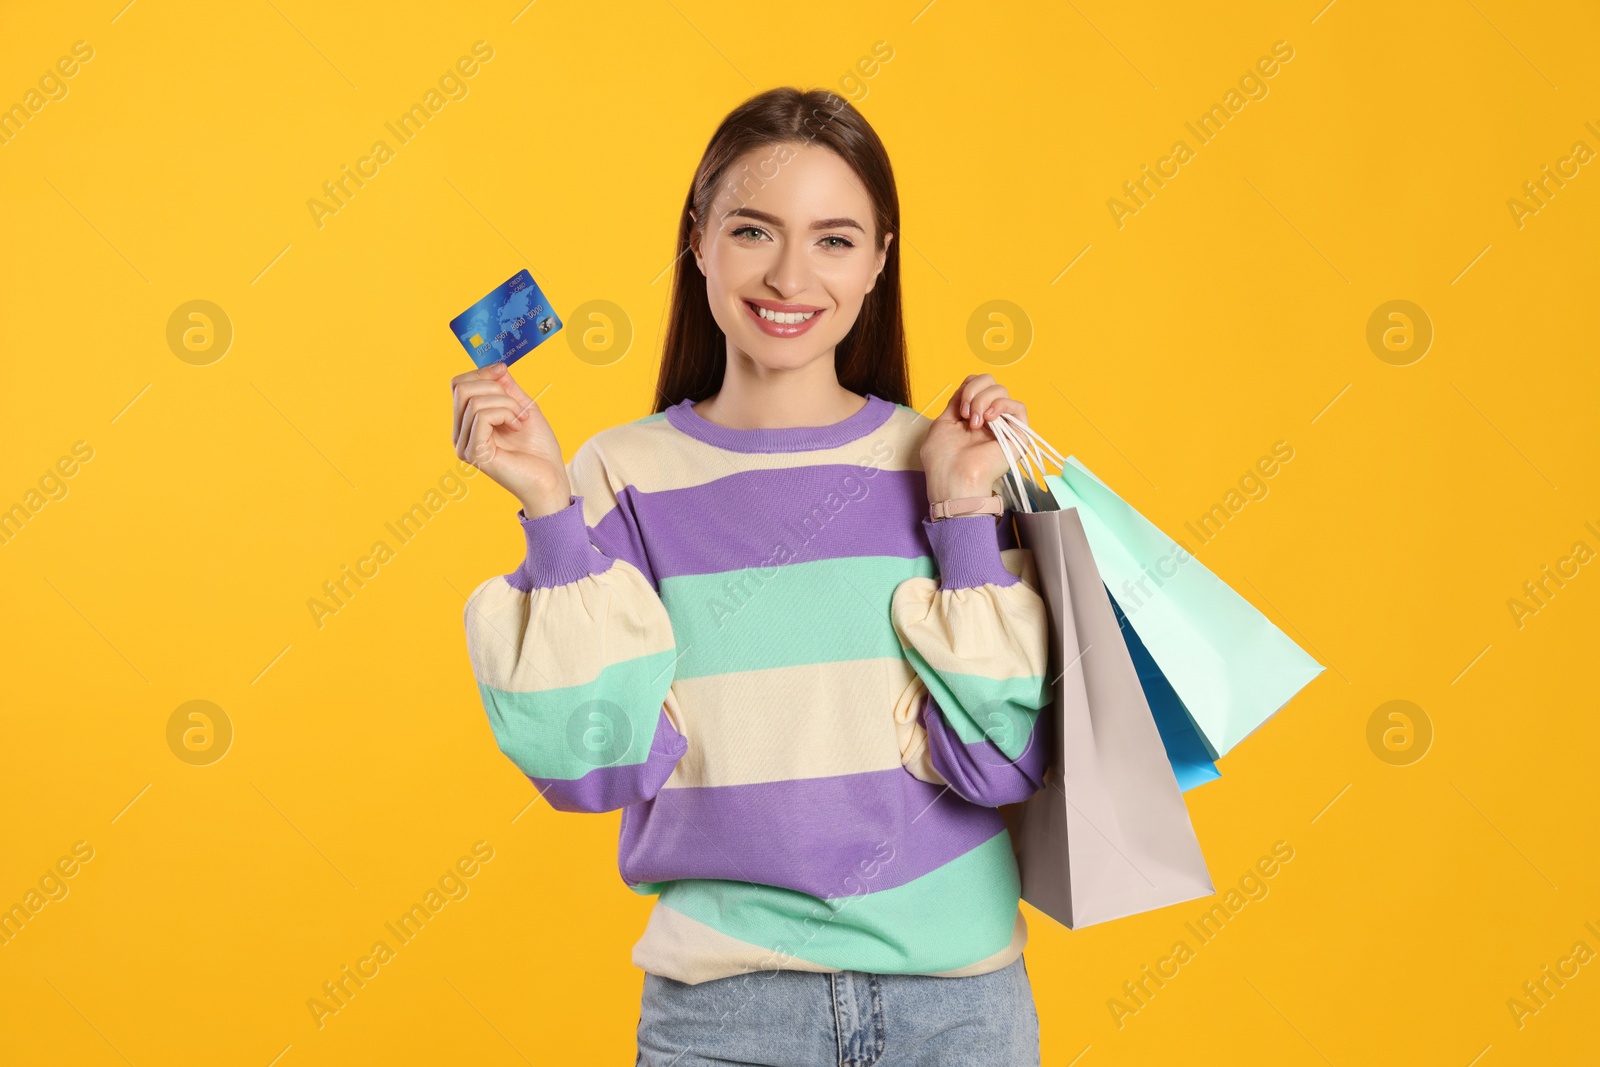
[921,373,1028,502]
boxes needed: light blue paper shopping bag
[1109,590,1221,790]
[1041,458,1325,757]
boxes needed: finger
[452,379,514,442]
[462,407,502,468]
[488,363,537,412]
[945,376,972,421]
[449,363,510,389]
[980,397,1027,429]
[958,374,995,419]
[966,384,1009,428]
[455,395,521,461]
[460,403,521,468]
[461,392,523,433]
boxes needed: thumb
[489,364,537,413]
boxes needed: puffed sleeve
[463,437,686,813]
[890,506,1052,807]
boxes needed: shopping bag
[990,418,1219,789]
[990,416,1214,928]
[1043,458,1325,757]
[1111,592,1221,791]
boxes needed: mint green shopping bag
[1041,458,1324,757]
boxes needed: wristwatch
[929,493,1004,522]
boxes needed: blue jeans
[635,954,1040,1066]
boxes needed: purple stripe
[623,466,1008,581]
[666,393,895,454]
[921,692,1051,807]
[923,515,1019,590]
[506,438,1021,594]
[509,496,616,592]
[617,767,1006,898]
[589,492,657,585]
[528,710,688,813]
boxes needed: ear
[688,209,707,276]
[863,231,893,295]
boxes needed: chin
[740,336,831,371]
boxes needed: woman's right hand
[451,362,571,518]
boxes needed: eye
[820,235,855,250]
[731,225,769,242]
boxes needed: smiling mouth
[743,299,825,337]
[748,302,818,324]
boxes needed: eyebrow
[723,207,866,233]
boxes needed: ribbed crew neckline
[665,393,894,454]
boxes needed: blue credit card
[449,269,563,368]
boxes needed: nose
[764,234,813,298]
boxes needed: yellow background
[2,0,1596,1063]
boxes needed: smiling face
[689,141,892,374]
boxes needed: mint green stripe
[659,555,934,679]
[656,831,1019,973]
[903,646,1048,759]
[478,647,677,781]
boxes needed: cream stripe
[663,657,922,789]
[891,547,1047,679]
[464,564,677,693]
[632,903,1028,985]
[567,435,628,528]
[632,902,839,985]
[586,405,934,496]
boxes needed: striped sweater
[462,392,1052,985]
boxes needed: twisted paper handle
[990,411,1067,514]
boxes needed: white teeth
[754,305,817,325]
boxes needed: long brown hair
[652,87,910,413]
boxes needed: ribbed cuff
[510,494,615,591]
[923,514,1018,590]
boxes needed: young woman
[451,87,1051,1065]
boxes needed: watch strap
[929,494,1004,522]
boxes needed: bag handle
[991,419,1034,513]
[990,412,1067,514]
